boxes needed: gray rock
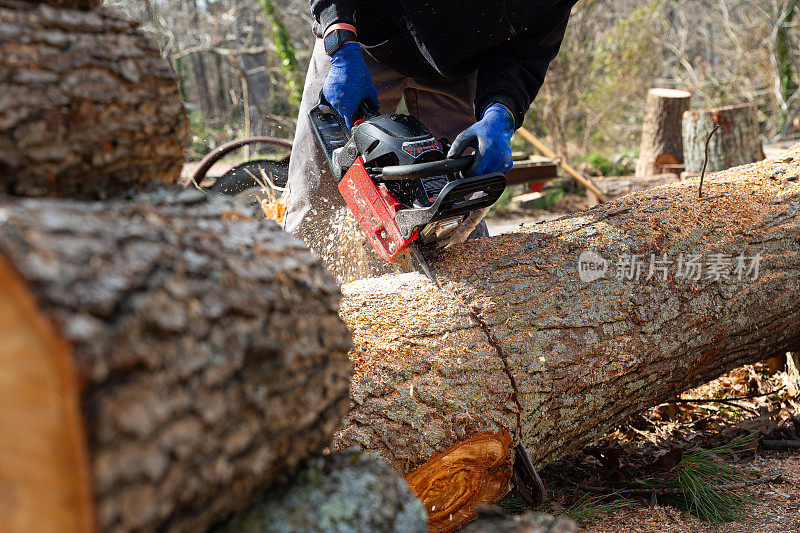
[213,448,427,533]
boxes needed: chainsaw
[309,95,507,281]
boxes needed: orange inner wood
[0,258,94,532]
[405,431,513,533]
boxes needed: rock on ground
[212,448,428,533]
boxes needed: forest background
[114,0,800,168]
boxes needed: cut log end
[405,432,513,533]
[0,258,93,532]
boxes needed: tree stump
[0,2,187,198]
[335,147,800,532]
[0,188,353,532]
[682,104,764,174]
[635,88,691,177]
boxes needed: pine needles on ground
[638,436,758,522]
[559,494,636,526]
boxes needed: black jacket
[309,0,576,127]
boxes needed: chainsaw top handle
[378,155,474,180]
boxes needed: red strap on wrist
[324,23,357,38]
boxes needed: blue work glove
[448,103,515,176]
[322,42,380,128]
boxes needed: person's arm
[308,1,379,128]
[309,0,356,30]
[474,1,575,128]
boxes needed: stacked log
[635,88,692,177]
[0,0,187,197]
[682,104,764,174]
[335,148,800,532]
[0,189,353,532]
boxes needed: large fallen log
[0,1,187,198]
[0,188,352,532]
[334,148,800,532]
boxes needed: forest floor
[497,362,800,532]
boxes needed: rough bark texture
[0,188,353,532]
[682,104,765,174]
[0,2,187,198]
[212,448,428,533]
[635,88,692,177]
[334,147,800,531]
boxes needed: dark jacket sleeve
[309,0,357,31]
[474,1,574,128]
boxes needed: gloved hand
[322,42,380,128]
[448,103,515,176]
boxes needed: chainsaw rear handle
[378,156,475,180]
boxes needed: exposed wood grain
[405,432,513,533]
[0,258,94,533]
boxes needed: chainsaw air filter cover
[353,114,444,168]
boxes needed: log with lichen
[212,448,428,533]
[333,147,800,532]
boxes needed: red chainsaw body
[337,156,417,262]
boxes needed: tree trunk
[212,448,427,533]
[682,104,764,174]
[0,2,187,198]
[635,88,691,177]
[334,147,800,532]
[0,188,353,532]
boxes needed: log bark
[0,2,187,198]
[0,188,353,532]
[682,104,764,174]
[334,147,800,532]
[635,88,692,177]
[212,448,428,533]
